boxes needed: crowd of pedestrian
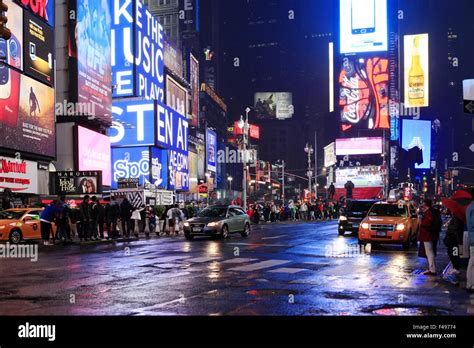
[246,198,343,224]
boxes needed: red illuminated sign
[233,122,260,140]
[19,0,49,22]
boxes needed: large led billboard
[110,100,156,147]
[335,166,383,188]
[335,137,383,156]
[0,0,23,71]
[463,79,474,113]
[156,103,189,153]
[324,142,336,167]
[23,11,54,85]
[111,0,165,101]
[73,0,112,122]
[15,0,55,27]
[401,119,431,170]
[111,147,150,189]
[254,92,294,120]
[166,75,187,116]
[75,126,111,186]
[0,73,55,157]
[404,34,429,108]
[164,34,183,78]
[339,0,388,54]
[151,147,168,189]
[206,128,216,173]
[339,56,389,131]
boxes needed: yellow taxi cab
[358,201,419,249]
[0,208,56,244]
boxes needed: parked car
[338,199,379,235]
[358,201,419,249]
[183,205,250,240]
[0,208,56,244]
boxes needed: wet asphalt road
[0,220,473,316]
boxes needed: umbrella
[441,190,473,224]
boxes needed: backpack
[430,208,443,236]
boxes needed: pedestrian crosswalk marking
[268,267,308,274]
[151,256,191,263]
[222,258,257,264]
[186,256,221,263]
[229,259,291,272]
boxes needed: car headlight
[361,223,369,229]
[396,223,405,231]
[207,222,219,227]
[0,225,6,229]
[339,216,347,221]
[183,222,190,227]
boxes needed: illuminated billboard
[233,121,260,140]
[335,137,383,156]
[404,34,429,108]
[151,147,168,189]
[110,100,156,147]
[111,147,150,189]
[0,73,55,157]
[335,166,384,188]
[339,0,388,54]
[166,75,187,116]
[0,0,23,71]
[206,128,217,173]
[401,119,431,170]
[324,142,336,167]
[15,0,55,27]
[23,11,54,85]
[189,53,199,127]
[111,0,165,101]
[73,0,112,122]
[164,34,183,78]
[254,92,293,120]
[75,126,111,186]
[339,56,389,131]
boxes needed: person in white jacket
[131,206,144,238]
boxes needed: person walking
[89,196,101,241]
[418,199,437,275]
[79,195,91,242]
[146,206,156,238]
[40,201,63,246]
[443,214,464,285]
[328,183,336,201]
[57,196,72,242]
[120,197,133,238]
[131,206,144,238]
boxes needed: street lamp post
[238,107,251,210]
[227,176,233,193]
[304,143,314,201]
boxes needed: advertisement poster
[76,126,111,186]
[339,56,389,131]
[111,0,165,101]
[151,147,168,189]
[0,66,21,129]
[0,74,55,157]
[206,128,216,173]
[23,11,54,85]
[196,142,205,180]
[463,79,474,114]
[335,166,383,188]
[76,0,112,121]
[0,0,23,70]
[111,147,150,189]
[168,148,189,192]
[339,0,388,54]
[0,156,38,193]
[166,75,187,116]
[324,142,336,167]
[189,53,199,126]
[401,119,431,170]
[404,34,429,108]
[254,92,294,120]
[15,0,55,27]
[110,100,156,147]
[52,171,102,195]
[164,34,183,78]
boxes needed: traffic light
[0,0,11,40]
[423,176,428,193]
